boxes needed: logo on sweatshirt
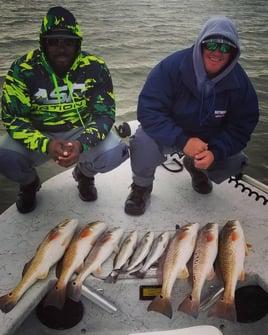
[214,110,227,118]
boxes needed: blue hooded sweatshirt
[137,16,259,161]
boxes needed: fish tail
[104,271,119,284]
[129,269,146,279]
[66,278,82,302]
[178,295,200,319]
[147,295,173,319]
[0,292,18,313]
[208,296,236,321]
[42,284,66,310]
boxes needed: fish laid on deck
[67,226,124,302]
[126,231,155,272]
[105,230,138,283]
[43,220,108,309]
[208,220,250,321]
[178,222,219,318]
[147,223,200,319]
[130,231,170,279]
[0,218,78,313]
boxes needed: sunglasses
[46,38,78,48]
[202,41,231,54]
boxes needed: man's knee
[208,152,248,184]
[0,149,36,183]
[83,141,129,174]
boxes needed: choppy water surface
[0,0,267,213]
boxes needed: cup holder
[36,297,84,330]
[235,285,268,323]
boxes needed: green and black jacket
[1,8,115,154]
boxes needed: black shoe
[183,156,212,194]
[16,176,41,213]
[124,183,153,215]
[72,165,97,201]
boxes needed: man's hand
[47,139,82,168]
[194,150,214,170]
[183,137,208,157]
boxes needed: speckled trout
[147,223,200,319]
[208,220,250,321]
[130,231,170,278]
[43,220,108,309]
[105,230,138,283]
[178,222,219,318]
[0,218,78,313]
[67,226,124,302]
[126,231,155,272]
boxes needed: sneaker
[183,156,212,194]
[72,165,97,201]
[124,183,153,215]
[16,176,41,213]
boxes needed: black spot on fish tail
[42,285,66,310]
[66,280,82,302]
[208,296,236,321]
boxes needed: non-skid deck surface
[0,159,267,335]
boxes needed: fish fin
[0,292,18,313]
[43,284,66,310]
[22,257,34,277]
[177,266,189,279]
[238,270,245,281]
[92,266,102,276]
[37,270,50,280]
[206,267,215,280]
[208,295,236,321]
[178,294,199,319]
[147,295,172,319]
[245,242,252,256]
[74,262,84,274]
[113,245,120,254]
[66,279,82,302]
[56,259,63,278]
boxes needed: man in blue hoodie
[124,16,259,216]
[0,6,129,213]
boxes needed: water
[0,0,267,213]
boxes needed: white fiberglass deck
[0,158,267,335]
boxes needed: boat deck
[0,158,267,335]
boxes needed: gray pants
[129,127,248,187]
[0,127,129,185]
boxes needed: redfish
[208,220,250,321]
[178,222,219,318]
[0,218,78,313]
[43,220,107,309]
[147,223,199,318]
[67,226,124,302]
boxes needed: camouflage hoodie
[1,6,115,153]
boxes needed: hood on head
[40,6,82,42]
[193,16,240,87]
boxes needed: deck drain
[36,297,84,330]
[235,285,268,323]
